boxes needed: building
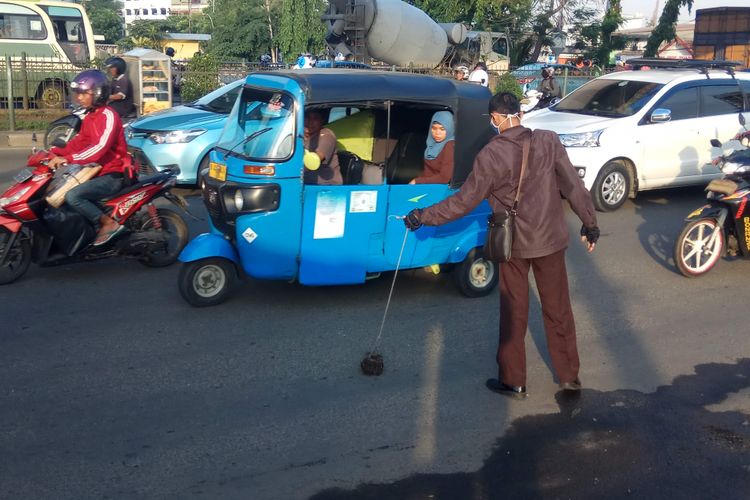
[162,33,211,59]
[121,0,171,24]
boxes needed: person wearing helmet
[538,66,562,100]
[454,65,469,81]
[47,69,132,246]
[104,56,135,119]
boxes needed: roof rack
[626,58,741,70]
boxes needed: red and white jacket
[51,106,129,176]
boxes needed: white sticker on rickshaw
[349,191,377,213]
[242,227,258,244]
[313,191,346,239]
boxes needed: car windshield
[553,78,664,117]
[187,81,243,114]
[215,87,296,161]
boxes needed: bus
[0,0,96,108]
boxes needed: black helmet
[104,56,126,76]
[165,47,175,57]
[70,69,110,107]
[541,66,554,78]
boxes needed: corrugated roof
[164,33,212,41]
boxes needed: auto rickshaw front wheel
[178,257,237,307]
[454,248,498,298]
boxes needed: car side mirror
[710,139,722,148]
[650,108,671,123]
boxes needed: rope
[369,225,409,354]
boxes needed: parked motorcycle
[674,119,750,277]
[0,151,192,285]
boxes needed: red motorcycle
[0,151,191,284]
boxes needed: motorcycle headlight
[0,187,31,209]
[148,129,206,144]
[559,130,603,148]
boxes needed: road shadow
[309,358,750,499]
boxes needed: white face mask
[490,113,519,133]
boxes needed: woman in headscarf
[409,111,455,184]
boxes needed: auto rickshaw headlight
[222,184,281,216]
[233,189,244,212]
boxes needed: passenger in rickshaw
[409,111,455,184]
[303,109,342,185]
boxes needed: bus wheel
[38,81,66,109]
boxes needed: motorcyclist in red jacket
[48,70,131,246]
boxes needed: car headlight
[559,130,603,148]
[148,129,206,144]
[0,187,30,209]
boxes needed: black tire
[37,81,66,109]
[674,218,724,277]
[454,247,498,298]
[0,228,31,285]
[136,208,188,267]
[44,123,76,149]
[178,258,237,307]
[592,161,630,212]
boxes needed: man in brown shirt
[404,92,600,399]
[303,109,342,185]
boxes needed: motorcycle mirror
[710,139,722,148]
[740,113,746,127]
[51,138,67,148]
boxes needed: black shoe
[559,378,582,391]
[485,378,527,399]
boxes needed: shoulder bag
[484,133,531,263]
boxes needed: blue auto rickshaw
[178,70,497,306]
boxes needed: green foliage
[278,0,327,60]
[126,20,169,49]
[644,0,693,57]
[87,0,124,44]
[595,0,624,65]
[205,0,281,61]
[179,53,221,102]
[494,71,522,100]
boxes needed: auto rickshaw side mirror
[303,149,321,170]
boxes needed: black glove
[580,225,600,245]
[404,209,423,231]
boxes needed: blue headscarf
[424,111,455,160]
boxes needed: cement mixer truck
[322,0,511,71]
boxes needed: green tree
[180,53,221,102]
[126,20,169,49]
[595,0,624,66]
[278,0,326,61]
[204,0,281,61]
[86,0,124,44]
[644,0,693,57]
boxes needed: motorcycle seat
[99,171,172,202]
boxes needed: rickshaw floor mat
[361,352,384,376]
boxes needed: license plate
[208,162,226,181]
[13,168,33,183]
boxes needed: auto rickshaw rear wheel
[178,257,237,307]
[454,247,498,298]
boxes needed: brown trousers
[497,249,580,387]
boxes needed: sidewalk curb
[0,131,41,148]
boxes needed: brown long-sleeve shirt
[414,140,455,184]
[420,126,597,259]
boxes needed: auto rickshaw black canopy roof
[250,69,495,187]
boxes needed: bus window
[40,5,89,63]
[0,4,47,40]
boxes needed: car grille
[128,148,158,176]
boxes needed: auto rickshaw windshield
[215,86,296,161]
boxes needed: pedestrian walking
[404,92,600,399]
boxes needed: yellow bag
[326,110,376,162]
[45,165,102,208]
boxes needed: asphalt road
[1,147,749,499]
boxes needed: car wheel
[674,218,724,277]
[454,248,498,298]
[592,161,630,212]
[178,258,237,307]
[0,228,31,285]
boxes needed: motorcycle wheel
[137,208,188,267]
[0,228,31,285]
[454,247,498,298]
[674,218,724,277]
[44,123,75,149]
[178,258,237,307]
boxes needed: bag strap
[490,130,532,215]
